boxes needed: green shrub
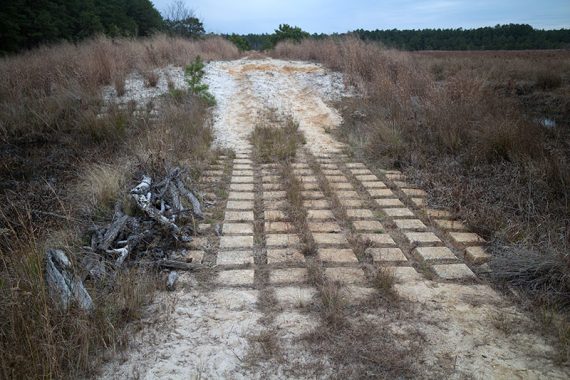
[227,34,251,51]
[185,56,215,105]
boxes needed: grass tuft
[143,70,160,87]
[77,163,125,216]
[373,266,397,295]
[251,114,303,163]
[307,262,347,328]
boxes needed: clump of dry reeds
[251,113,303,163]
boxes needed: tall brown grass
[272,38,570,309]
[0,210,158,378]
[0,35,237,378]
[412,50,570,125]
[250,114,303,163]
[0,34,239,138]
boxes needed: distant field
[411,49,570,128]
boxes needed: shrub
[271,24,310,46]
[535,71,562,90]
[185,56,215,105]
[143,70,159,87]
[227,34,251,51]
[251,116,303,163]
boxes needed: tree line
[0,0,205,54]
[1,0,569,55]
[354,24,570,50]
[229,24,569,51]
[225,24,310,51]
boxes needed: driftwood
[158,260,208,271]
[46,249,94,311]
[99,208,129,251]
[131,177,184,239]
[81,253,106,281]
[46,166,206,310]
[176,178,203,219]
[166,271,178,291]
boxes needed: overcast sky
[151,0,570,34]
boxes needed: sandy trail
[204,58,346,154]
[97,58,569,379]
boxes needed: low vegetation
[0,34,239,378]
[185,55,216,105]
[301,316,423,378]
[250,114,304,163]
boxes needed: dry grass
[373,266,397,295]
[0,207,157,379]
[250,113,304,163]
[0,34,239,138]
[247,330,282,362]
[251,113,316,255]
[114,74,127,97]
[272,38,570,310]
[0,35,237,378]
[280,163,318,256]
[303,261,422,378]
[411,50,570,125]
[143,70,160,88]
[1,34,238,229]
[76,163,126,216]
[301,318,423,379]
[136,97,213,174]
[306,262,347,328]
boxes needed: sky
[151,0,570,34]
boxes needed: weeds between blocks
[250,112,317,256]
[306,155,398,300]
[249,106,422,375]
[251,116,344,324]
[250,111,305,164]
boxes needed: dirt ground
[97,58,569,379]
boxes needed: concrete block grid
[217,147,256,274]
[215,148,489,309]
[343,161,489,280]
